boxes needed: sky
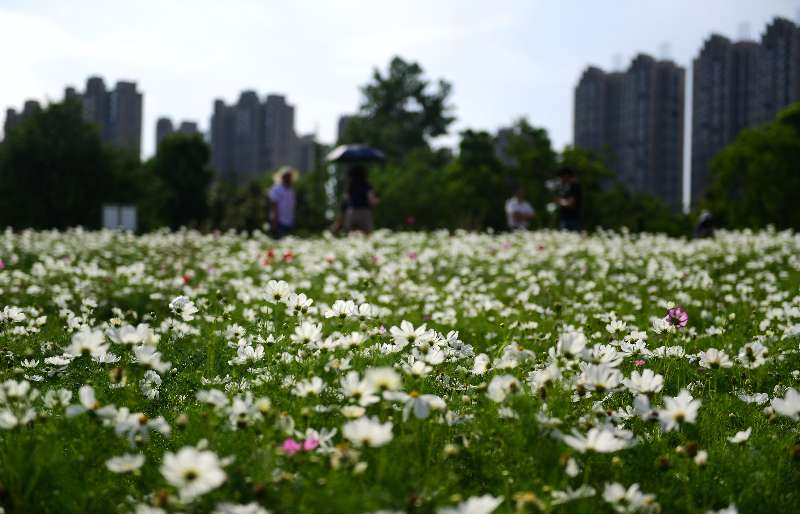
[1,0,798,206]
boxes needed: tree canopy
[706,101,800,229]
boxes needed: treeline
[0,56,798,234]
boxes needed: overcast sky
[1,0,798,164]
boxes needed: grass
[0,228,798,513]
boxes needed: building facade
[691,17,800,205]
[155,117,200,148]
[210,92,314,182]
[574,54,685,211]
[3,76,143,157]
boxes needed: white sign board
[102,204,138,232]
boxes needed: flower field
[1,228,800,514]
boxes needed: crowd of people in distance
[268,165,380,239]
[505,166,582,232]
[267,164,585,238]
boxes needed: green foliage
[706,102,800,229]
[341,56,455,163]
[0,100,135,229]
[147,134,214,229]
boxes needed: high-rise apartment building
[574,54,685,211]
[210,92,313,182]
[155,117,200,148]
[691,17,800,205]
[3,76,143,157]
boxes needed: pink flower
[408,251,417,260]
[634,359,646,367]
[0,259,5,270]
[665,306,688,328]
[281,438,301,456]
[303,437,319,451]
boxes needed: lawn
[0,228,799,514]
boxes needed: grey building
[691,35,760,205]
[690,17,800,205]
[574,54,685,211]
[574,67,624,171]
[3,76,142,157]
[3,100,42,136]
[155,117,200,148]
[754,17,800,125]
[210,92,312,182]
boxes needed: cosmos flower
[105,453,145,473]
[727,427,752,444]
[658,389,701,432]
[771,388,800,420]
[160,446,227,502]
[665,306,688,328]
[342,416,393,447]
[562,427,631,453]
[437,495,503,514]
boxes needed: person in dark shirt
[343,165,379,233]
[556,166,582,231]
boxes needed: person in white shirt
[269,169,297,238]
[505,187,535,230]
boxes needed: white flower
[160,446,226,502]
[486,375,521,402]
[214,502,271,514]
[324,299,357,319]
[230,344,265,365]
[169,296,199,321]
[340,372,380,406]
[383,391,446,420]
[727,427,751,444]
[658,389,701,432]
[605,319,627,334]
[66,385,116,418]
[133,345,172,374]
[771,388,800,420]
[264,280,291,303]
[292,377,325,397]
[551,485,596,505]
[578,363,622,393]
[290,322,323,346]
[562,427,631,453]
[602,482,658,513]
[623,369,664,395]
[437,494,503,514]
[556,331,587,357]
[698,348,733,369]
[105,453,145,473]
[389,320,430,349]
[471,353,491,375]
[363,367,402,391]
[342,416,393,447]
[67,329,109,358]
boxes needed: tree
[341,56,455,163]
[147,134,213,229]
[0,99,125,229]
[706,102,800,229]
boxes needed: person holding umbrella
[327,144,384,235]
[342,165,379,234]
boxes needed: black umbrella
[326,144,385,163]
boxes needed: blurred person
[343,165,379,234]
[694,210,715,238]
[555,166,582,231]
[505,186,535,230]
[269,168,297,238]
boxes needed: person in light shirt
[269,168,297,238]
[505,187,535,230]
